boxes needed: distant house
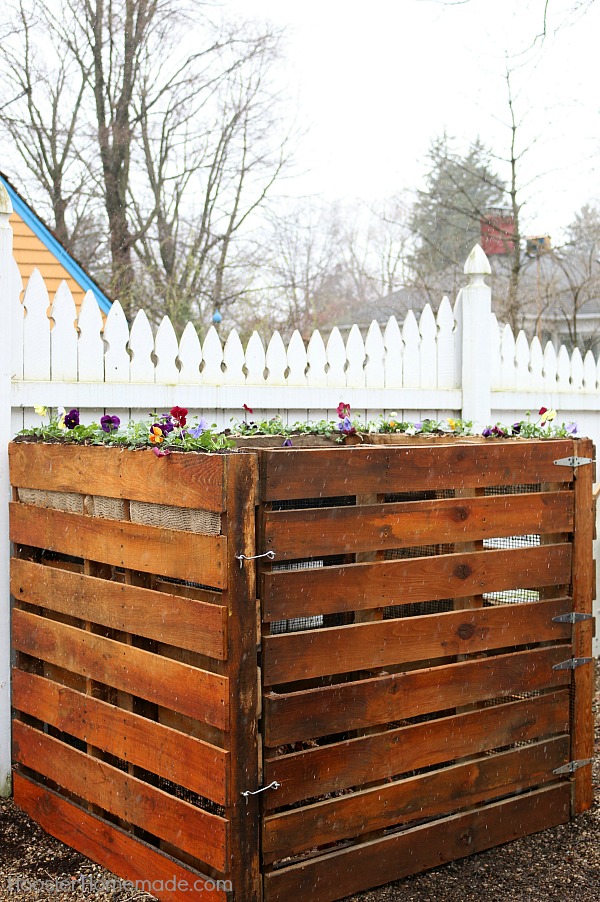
[0,172,111,314]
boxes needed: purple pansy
[100,414,120,433]
[337,416,356,436]
[187,417,209,438]
[64,408,80,429]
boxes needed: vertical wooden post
[0,183,13,797]
[571,436,595,814]
[224,452,261,900]
[459,244,492,430]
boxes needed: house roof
[0,172,111,314]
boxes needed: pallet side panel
[257,438,590,900]
[10,444,260,899]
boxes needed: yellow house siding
[10,210,86,310]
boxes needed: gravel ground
[1,669,599,902]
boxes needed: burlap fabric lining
[18,489,221,535]
[129,500,220,535]
[18,488,84,514]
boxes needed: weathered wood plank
[264,690,570,808]
[12,609,229,730]
[13,774,228,901]
[264,645,571,746]
[9,442,227,511]
[263,492,573,560]
[262,543,572,621]
[261,441,575,501]
[263,736,569,862]
[221,453,261,901]
[11,558,227,660]
[263,597,572,683]
[262,784,571,902]
[13,721,228,871]
[10,503,226,588]
[12,669,229,805]
[571,436,595,813]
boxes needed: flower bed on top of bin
[15,403,579,453]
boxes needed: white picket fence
[7,245,600,438]
[1,193,600,795]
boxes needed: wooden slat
[262,542,572,621]
[263,736,569,862]
[263,597,572,683]
[571,436,595,813]
[10,503,226,588]
[9,442,228,511]
[261,440,575,501]
[13,774,228,902]
[264,690,570,808]
[264,645,571,746]
[12,609,229,730]
[262,784,571,902]
[11,558,227,660]
[263,491,574,560]
[13,721,228,872]
[222,452,262,901]
[12,669,229,805]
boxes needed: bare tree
[0,1,93,250]
[547,204,600,351]
[131,31,288,331]
[0,0,288,320]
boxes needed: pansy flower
[337,416,356,436]
[159,416,174,433]
[64,408,80,429]
[187,418,209,438]
[540,408,557,424]
[337,402,351,419]
[149,424,165,444]
[100,414,120,433]
[170,406,188,428]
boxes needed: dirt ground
[1,669,599,902]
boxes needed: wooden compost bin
[8,436,596,902]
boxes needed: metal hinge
[553,758,593,775]
[552,656,593,671]
[554,456,593,468]
[552,612,594,624]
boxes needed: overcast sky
[224,0,600,241]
